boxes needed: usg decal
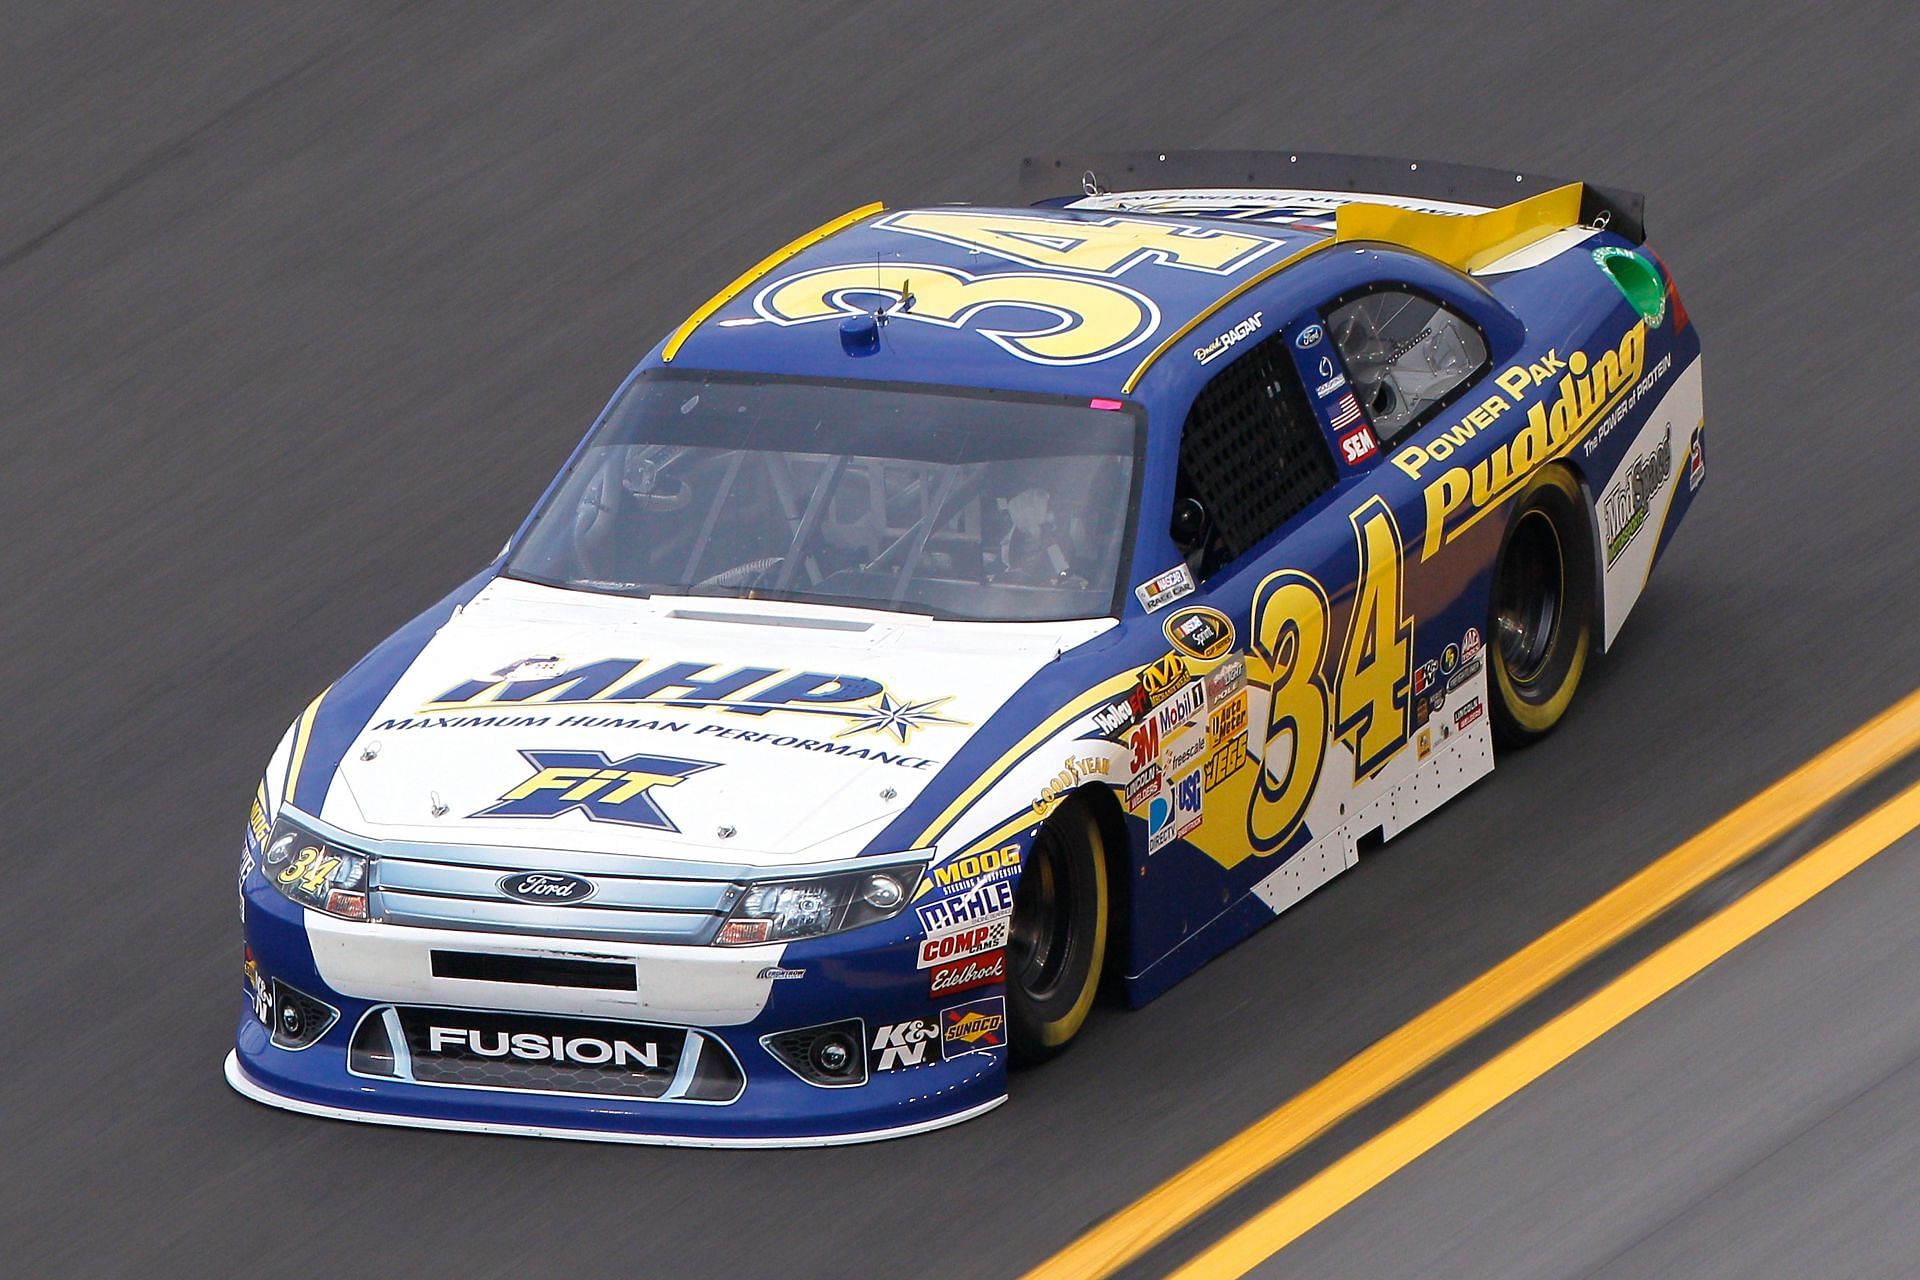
[473,749,716,830]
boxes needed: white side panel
[1592,360,1705,648]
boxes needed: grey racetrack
[5,3,1919,1277]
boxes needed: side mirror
[1170,497,1208,553]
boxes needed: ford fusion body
[229,151,1705,1144]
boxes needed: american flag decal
[1330,392,1363,430]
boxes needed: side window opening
[1173,336,1337,579]
[1327,289,1488,444]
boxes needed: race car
[228,150,1704,1145]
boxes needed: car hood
[317,577,1111,866]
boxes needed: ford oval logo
[1294,323,1324,349]
[498,871,597,904]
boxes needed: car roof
[652,203,1328,398]
[651,183,1587,399]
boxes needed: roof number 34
[754,211,1282,367]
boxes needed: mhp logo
[472,749,716,830]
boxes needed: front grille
[350,1006,745,1103]
[373,853,741,944]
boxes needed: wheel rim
[1492,508,1565,686]
[1010,822,1073,1000]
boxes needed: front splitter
[224,1051,1005,1147]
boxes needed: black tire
[1488,466,1595,747]
[1007,797,1109,1065]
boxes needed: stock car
[228,151,1705,1145]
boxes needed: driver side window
[1326,289,1487,444]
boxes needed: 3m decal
[1163,605,1236,661]
[472,749,716,830]
[940,997,1006,1057]
[876,209,1284,277]
[421,658,963,744]
[1395,321,1651,560]
[755,263,1159,366]
[1602,427,1674,566]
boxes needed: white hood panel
[320,579,1110,866]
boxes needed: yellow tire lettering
[755,263,1158,365]
[1245,571,1331,855]
[1336,497,1414,777]
[877,209,1281,277]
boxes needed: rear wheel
[1007,798,1108,1064]
[1488,466,1594,746]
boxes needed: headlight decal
[715,863,926,946]
[262,814,372,921]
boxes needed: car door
[1148,280,1497,922]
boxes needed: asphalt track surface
[5,2,1919,1276]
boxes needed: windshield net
[507,372,1139,621]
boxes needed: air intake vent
[431,950,637,990]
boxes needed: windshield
[507,371,1141,622]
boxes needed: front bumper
[230,871,1009,1145]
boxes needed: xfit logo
[472,749,716,830]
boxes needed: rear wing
[1018,149,1647,244]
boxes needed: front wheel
[1006,798,1109,1065]
[1488,466,1595,747]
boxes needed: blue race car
[229,151,1704,1145]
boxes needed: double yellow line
[1025,687,1920,1280]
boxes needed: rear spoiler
[1018,149,1646,244]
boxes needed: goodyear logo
[473,749,716,830]
[1394,321,1648,559]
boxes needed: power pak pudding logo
[473,749,716,830]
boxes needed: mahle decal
[473,749,717,830]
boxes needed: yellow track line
[1173,774,1920,1278]
[1023,685,1920,1280]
